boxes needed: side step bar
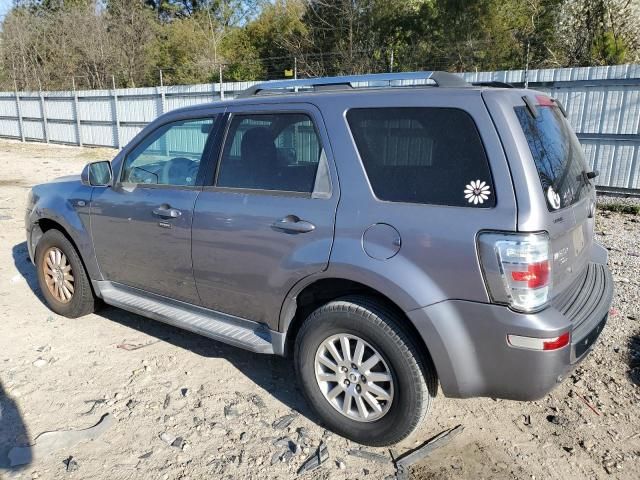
[95,281,283,354]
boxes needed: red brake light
[542,332,570,351]
[535,95,555,107]
[511,261,550,289]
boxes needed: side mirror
[81,161,112,187]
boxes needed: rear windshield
[514,105,592,211]
[347,108,495,207]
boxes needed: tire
[294,295,437,446]
[35,229,97,318]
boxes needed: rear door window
[217,113,321,193]
[347,108,495,207]
[514,104,591,211]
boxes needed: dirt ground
[0,139,638,480]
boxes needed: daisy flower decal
[464,180,491,205]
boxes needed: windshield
[514,105,592,211]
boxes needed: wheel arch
[32,217,100,293]
[280,277,440,382]
[33,218,76,258]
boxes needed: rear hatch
[482,89,597,305]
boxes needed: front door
[91,116,217,303]
[191,105,339,328]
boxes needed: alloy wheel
[314,333,395,422]
[42,246,75,303]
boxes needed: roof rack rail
[237,71,470,97]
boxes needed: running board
[95,281,281,354]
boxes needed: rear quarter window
[347,108,495,207]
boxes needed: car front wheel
[35,229,97,318]
[295,295,437,446]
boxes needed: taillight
[477,232,552,312]
[511,261,550,289]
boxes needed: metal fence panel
[48,120,77,144]
[0,117,20,138]
[46,97,75,122]
[120,125,145,146]
[0,96,18,117]
[23,119,45,141]
[20,97,42,119]
[0,64,638,191]
[80,123,115,147]
[117,95,159,123]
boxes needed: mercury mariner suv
[25,72,613,446]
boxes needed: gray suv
[25,72,613,446]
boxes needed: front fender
[27,182,101,281]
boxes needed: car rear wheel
[36,229,97,318]
[295,295,437,446]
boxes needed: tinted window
[515,105,591,211]
[122,118,215,186]
[347,108,495,207]
[217,113,321,193]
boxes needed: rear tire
[35,229,97,318]
[294,295,437,446]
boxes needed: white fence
[0,65,639,191]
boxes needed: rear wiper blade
[579,169,599,185]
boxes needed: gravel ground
[596,194,640,208]
[0,139,638,480]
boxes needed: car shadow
[628,333,640,386]
[12,241,46,306]
[98,306,317,421]
[0,381,32,471]
[12,241,319,426]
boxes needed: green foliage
[592,30,629,65]
[598,203,640,215]
[0,0,638,89]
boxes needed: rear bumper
[408,261,613,401]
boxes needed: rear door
[482,90,597,295]
[191,103,339,329]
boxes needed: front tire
[35,229,97,318]
[295,296,437,446]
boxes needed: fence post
[13,81,25,142]
[111,76,122,149]
[72,77,83,147]
[219,64,224,101]
[157,85,166,116]
[38,80,50,143]
[158,69,166,115]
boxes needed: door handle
[271,215,316,234]
[152,205,182,218]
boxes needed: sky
[0,0,11,21]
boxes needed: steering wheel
[162,157,198,186]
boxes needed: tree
[244,0,307,78]
[0,0,639,90]
[556,0,640,66]
[106,0,159,87]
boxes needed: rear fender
[278,257,446,334]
